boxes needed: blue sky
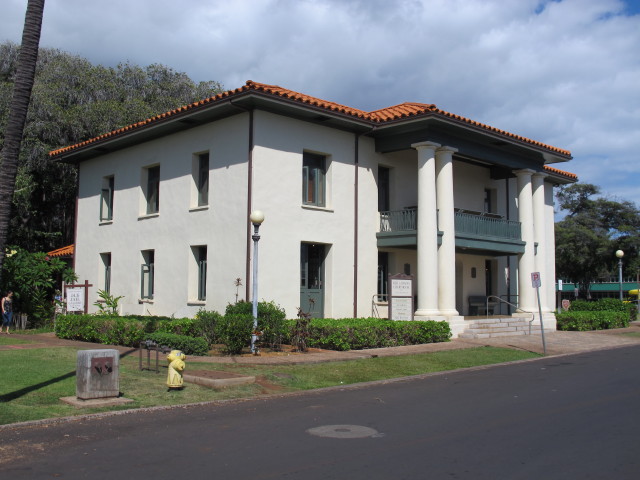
[2,0,639,210]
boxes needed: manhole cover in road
[306,425,382,439]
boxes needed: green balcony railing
[454,210,521,239]
[379,208,417,232]
[378,208,521,240]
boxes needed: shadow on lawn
[0,348,137,403]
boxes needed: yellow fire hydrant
[166,350,186,389]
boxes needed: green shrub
[217,313,254,354]
[303,318,451,351]
[155,317,201,337]
[556,310,629,331]
[144,332,209,356]
[194,309,223,345]
[225,301,288,350]
[568,298,636,324]
[55,314,147,346]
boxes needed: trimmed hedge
[55,314,148,346]
[54,311,452,354]
[144,332,209,356]
[296,317,451,351]
[569,298,637,323]
[556,310,629,331]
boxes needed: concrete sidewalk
[3,321,640,363]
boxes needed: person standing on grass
[2,291,13,334]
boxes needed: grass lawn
[0,343,539,426]
[0,336,34,345]
[621,332,640,338]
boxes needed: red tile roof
[543,165,578,180]
[49,80,572,159]
[47,244,74,257]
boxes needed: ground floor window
[141,250,155,299]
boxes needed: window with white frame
[143,165,160,215]
[302,152,326,207]
[140,249,155,299]
[100,176,114,221]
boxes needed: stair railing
[486,295,535,335]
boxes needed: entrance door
[300,243,325,318]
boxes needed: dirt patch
[187,370,251,380]
[208,344,329,357]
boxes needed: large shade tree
[0,44,224,253]
[0,0,45,284]
[555,183,640,298]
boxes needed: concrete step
[460,317,539,339]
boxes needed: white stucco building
[50,81,576,337]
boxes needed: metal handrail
[486,295,535,335]
[372,294,388,318]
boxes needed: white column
[516,169,536,312]
[532,172,549,311]
[412,141,440,316]
[436,146,458,315]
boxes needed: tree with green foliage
[555,183,640,298]
[1,246,76,327]
[0,42,224,253]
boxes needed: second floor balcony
[377,208,525,254]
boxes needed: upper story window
[302,152,326,207]
[144,165,160,215]
[100,175,114,221]
[378,166,390,212]
[191,152,210,208]
[484,188,496,214]
[197,153,209,207]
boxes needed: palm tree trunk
[0,0,46,284]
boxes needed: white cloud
[1,0,639,205]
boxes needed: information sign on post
[66,287,85,312]
[388,274,414,321]
[64,280,93,314]
[531,272,546,355]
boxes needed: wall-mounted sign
[388,273,414,321]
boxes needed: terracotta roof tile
[543,165,578,180]
[49,80,572,159]
[47,244,74,257]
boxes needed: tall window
[100,253,112,294]
[378,167,390,212]
[197,153,209,207]
[302,153,326,207]
[377,252,389,298]
[484,188,495,214]
[145,166,160,214]
[141,250,155,299]
[100,176,114,221]
[193,246,207,301]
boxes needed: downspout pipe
[229,99,254,302]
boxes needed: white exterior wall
[75,114,250,316]
[73,106,561,329]
[250,111,356,318]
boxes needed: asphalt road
[1,346,639,479]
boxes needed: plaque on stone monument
[76,349,120,399]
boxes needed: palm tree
[0,0,46,283]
